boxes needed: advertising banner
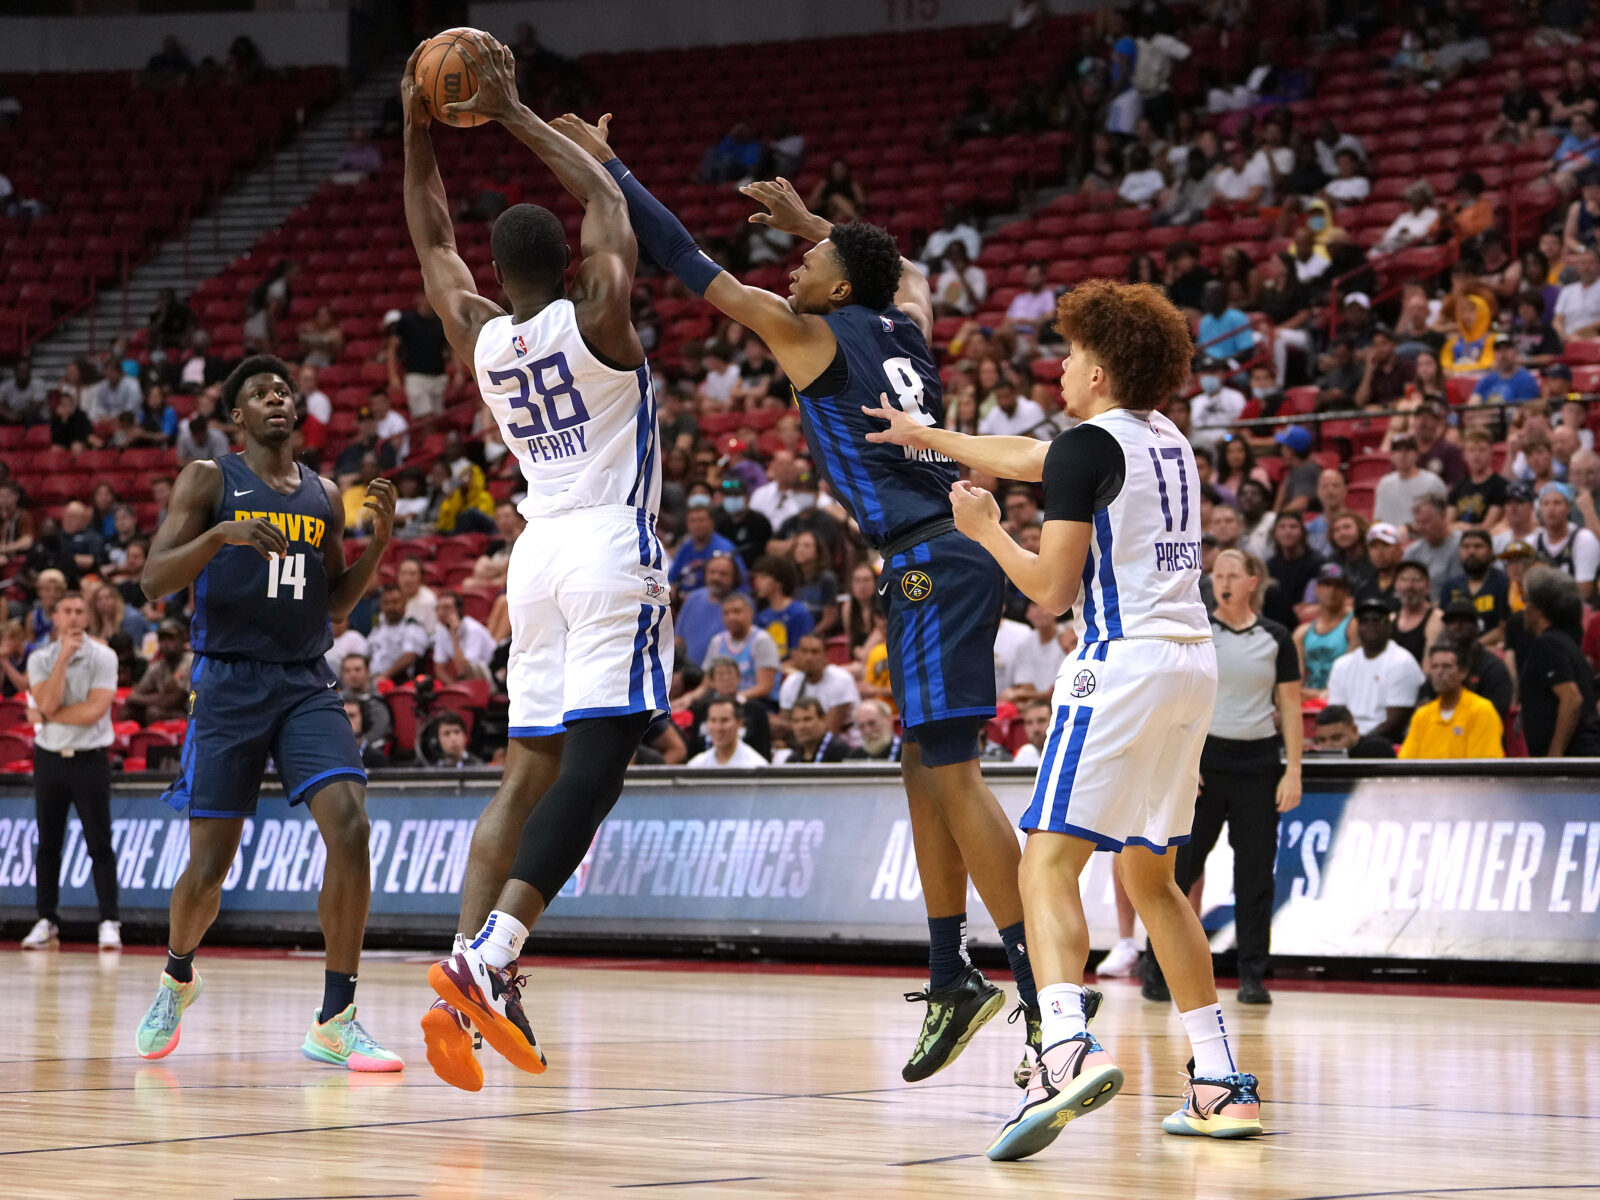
[0,769,1595,962]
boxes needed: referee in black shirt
[1150,548,1303,1006]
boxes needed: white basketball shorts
[1020,637,1216,853]
[505,505,673,735]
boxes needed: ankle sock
[997,921,1037,1009]
[927,913,970,989]
[1179,1003,1237,1079]
[452,932,468,954]
[165,948,195,983]
[471,910,528,970]
[1038,982,1089,1048]
[321,969,358,1022]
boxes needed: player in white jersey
[868,279,1264,1160]
[398,34,670,1091]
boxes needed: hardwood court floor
[2,948,1597,1200]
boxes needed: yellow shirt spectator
[864,641,896,714]
[1398,688,1504,759]
[438,463,494,534]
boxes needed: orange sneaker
[428,948,547,1075]
[421,998,483,1092]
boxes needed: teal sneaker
[135,970,203,1060]
[302,1004,404,1072]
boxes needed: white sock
[1038,983,1089,1049]
[1179,1003,1237,1079]
[469,910,527,970]
[452,932,468,955]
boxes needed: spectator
[298,305,346,368]
[0,481,35,571]
[1189,358,1248,453]
[1572,447,1600,532]
[922,203,982,264]
[689,657,772,759]
[147,288,196,351]
[1212,139,1269,211]
[1374,434,1447,531]
[1493,480,1541,554]
[999,602,1069,706]
[176,410,230,465]
[703,593,780,706]
[932,243,988,317]
[1305,469,1354,555]
[1489,67,1548,143]
[1551,55,1600,128]
[1117,145,1166,208]
[710,477,770,571]
[807,158,866,223]
[1398,641,1504,759]
[1267,511,1324,620]
[1472,336,1543,407]
[1532,483,1600,601]
[839,562,880,664]
[1429,600,1514,721]
[57,501,104,577]
[86,580,146,644]
[1445,518,1512,635]
[1164,241,1214,312]
[131,385,180,448]
[434,458,496,537]
[1553,244,1600,339]
[977,378,1049,438]
[432,713,481,768]
[1517,566,1600,756]
[0,359,49,425]
[687,697,768,767]
[388,292,450,420]
[1314,118,1366,178]
[1563,178,1600,257]
[432,592,494,683]
[51,391,96,453]
[327,617,368,673]
[368,389,410,463]
[748,450,806,530]
[789,530,839,635]
[778,632,861,733]
[1326,596,1426,741]
[1197,282,1254,363]
[123,618,192,724]
[854,698,902,762]
[1310,704,1397,757]
[367,583,430,683]
[1295,562,1355,693]
[394,557,437,635]
[1370,181,1439,258]
[1322,147,1370,207]
[700,122,762,183]
[751,555,813,661]
[143,34,194,87]
[1392,559,1445,666]
[677,553,742,666]
[339,652,392,748]
[1156,148,1216,227]
[1553,111,1600,193]
[242,259,296,348]
[1312,337,1363,409]
[783,695,862,763]
[1352,327,1414,410]
[1235,480,1276,561]
[1403,495,1467,601]
[1510,291,1564,366]
[178,330,229,393]
[671,503,741,596]
[1001,261,1057,345]
[1009,697,1053,767]
[344,700,390,769]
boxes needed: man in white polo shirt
[977,378,1048,438]
[778,633,861,734]
[20,590,121,951]
[1325,596,1426,742]
[687,696,768,767]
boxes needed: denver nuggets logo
[513,334,528,357]
[901,570,933,602]
[1069,669,1096,698]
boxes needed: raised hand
[443,33,522,125]
[400,42,431,129]
[224,516,289,560]
[741,178,831,242]
[949,479,1001,541]
[363,477,398,543]
[550,112,616,161]
[862,393,932,450]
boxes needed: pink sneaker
[985,1033,1123,1161]
[1162,1059,1264,1138]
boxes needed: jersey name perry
[232,509,326,549]
[524,425,590,462]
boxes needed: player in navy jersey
[553,114,1086,1086]
[132,355,403,1072]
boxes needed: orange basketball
[414,28,487,128]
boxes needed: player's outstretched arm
[401,42,505,372]
[322,476,396,623]
[949,481,1091,613]
[142,461,289,600]
[551,114,837,383]
[862,396,1050,482]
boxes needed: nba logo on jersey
[643,576,664,599]
[1070,669,1096,698]
[512,334,527,357]
[879,315,894,333]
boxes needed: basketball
[414,28,488,128]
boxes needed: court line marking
[1283,1185,1600,1200]
[614,1179,763,1190]
[892,1153,983,1166]
[236,1194,419,1200]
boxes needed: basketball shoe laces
[140,986,180,1037]
[328,1012,387,1058]
[491,966,536,1040]
[1179,1064,1262,1114]
[902,988,955,1056]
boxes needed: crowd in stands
[3,1,1600,772]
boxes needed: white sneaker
[98,920,122,950]
[21,918,58,949]
[1096,937,1142,978]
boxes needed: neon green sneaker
[135,970,203,1060]
[301,1004,404,1072]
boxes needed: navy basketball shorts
[877,530,1004,767]
[162,656,366,819]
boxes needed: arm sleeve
[1041,425,1125,522]
[602,159,726,296]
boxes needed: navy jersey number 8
[487,352,591,439]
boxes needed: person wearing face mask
[712,476,772,569]
[1196,282,1254,365]
[1188,356,1247,453]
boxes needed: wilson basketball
[414,28,487,128]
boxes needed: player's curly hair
[1054,280,1194,411]
[829,221,902,312]
[221,354,296,412]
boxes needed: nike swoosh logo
[877,578,891,596]
[327,681,338,688]
[233,489,253,497]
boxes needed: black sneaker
[1009,987,1104,1087]
[1141,953,1171,1003]
[901,965,1006,1082]
[1237,977,1272,1005]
